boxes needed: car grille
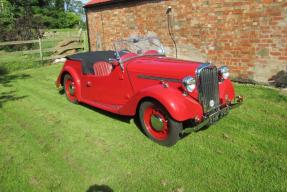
[197,66,220,113]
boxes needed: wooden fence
[0,29,88,64]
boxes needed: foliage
[0,65,286,191]
[0,0,84,42]
[270,70,287,88]
[65,0,85,14]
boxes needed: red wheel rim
[65,77,77,102]
[143,105,168,140]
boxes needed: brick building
[84,0,287,83]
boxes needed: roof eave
[84,0,121,8]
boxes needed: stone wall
[86,0,287,82]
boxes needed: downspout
[85,7,91,52]
[166,6,178,58]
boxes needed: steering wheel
[118,49,131,57]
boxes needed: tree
[65,0,84,14]
[0,0,83,42]
[55,0,65,10]
[38,0,48,7]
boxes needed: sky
[80,0,89,4]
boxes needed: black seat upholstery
[66,51,116,74]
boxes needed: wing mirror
[108,58,120,67]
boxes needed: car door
[82,62,133,106]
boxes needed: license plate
[208,106,229,124]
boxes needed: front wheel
[139,101,183,147]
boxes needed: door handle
[119,74,124,80]
[87,81,92,87]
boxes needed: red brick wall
[86,0,287,82]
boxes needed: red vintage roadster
[56,37,242,146]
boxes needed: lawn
[0,64,286,192]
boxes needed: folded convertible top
[66,51,116,74]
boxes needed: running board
[81,99,123,114]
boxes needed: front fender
[119,85,203,122]
[219,79,235,104]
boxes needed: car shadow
[58,87,145,134]
[86,184,113,192]
[80,100,213,141]
[80,103,132,124]
[180,120,211,138]
[58,88,65,95]
[80,101,209,139]
[78,102,147,136]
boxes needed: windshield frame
[113,36,165,70]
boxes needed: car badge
[209,100,215,107]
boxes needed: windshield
[114,36,165,62]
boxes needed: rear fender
[55,63,83,101]
[119,85,203,122]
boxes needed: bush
[270,70,287,88]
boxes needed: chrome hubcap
[150,114,164,131]
[69,83,75,96]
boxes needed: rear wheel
[63,74,78,104]
[139,101,182,146]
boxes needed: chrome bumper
[182,95,243,135]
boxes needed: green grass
[0,65,287,192]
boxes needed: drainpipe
[166,6,178,58]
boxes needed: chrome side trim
[121,54,165,63]
[137,74,181,83]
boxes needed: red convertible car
[56,37,242,146]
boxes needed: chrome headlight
[182,76,196,92]
[158,48,165,55]
[219,66,230,80]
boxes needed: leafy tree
[0,0,84,42]
[65,0,85,14]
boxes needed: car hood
[126,56,202,79]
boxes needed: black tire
[63,74,78,104]
[138,100,183,147]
